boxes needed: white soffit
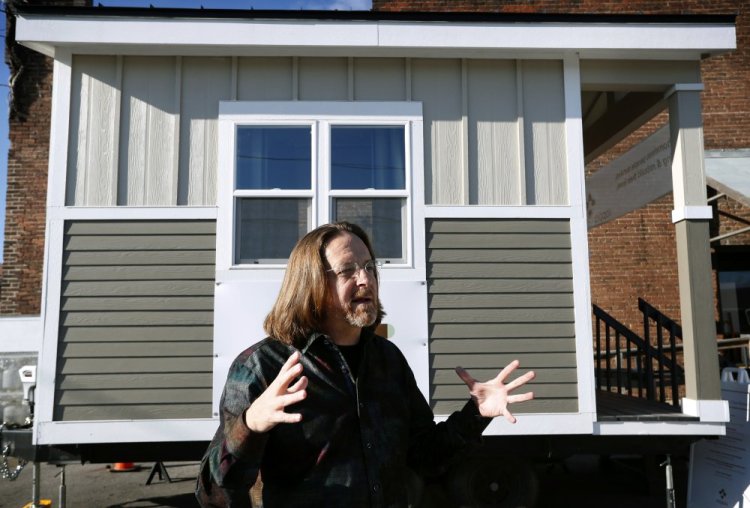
[706,150,750,208]
[16,14,736,59]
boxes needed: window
[221,102,422,268]
[329,125,406,261]
[234,125,312,264]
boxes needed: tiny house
[2,4,738,504]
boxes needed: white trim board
[36,419,218,445]
[220,101,423,119]
[17,15,735,61]
[34,413,726,444]
[435,412,595,436]
[564,55,597,420]
[424,205,573,219]
[594,420,726,436]
[47,206,218,221]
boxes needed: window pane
[331,126,405,190]
[334,198,403,260]
[236,126,311,190]
[236,198,310,262]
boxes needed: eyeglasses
[327,260,381,280]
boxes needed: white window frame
[217,101,425,276]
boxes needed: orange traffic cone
[110,462,138,472]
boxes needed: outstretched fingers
[493,359,520,383]
[275,353,307,409]
[508,391,535,404]
[245,351,308,433]
[278,376,308,409]
[505,370,536,392]
[273,352,304,392]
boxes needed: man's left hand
[455,360,535,424]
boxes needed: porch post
[667,85,722,404]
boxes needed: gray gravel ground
[1,461,201,508]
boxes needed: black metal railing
[594,301,684,407]
[638,298,683,406]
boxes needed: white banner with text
[586,125,672,229]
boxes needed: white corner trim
[663,83,705,99]
[681,398,730,423]
[671,205,713,223]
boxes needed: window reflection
[236,126,311,190]
[331,126,405,190]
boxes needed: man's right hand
[244,351,308,433]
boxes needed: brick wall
[376,0,750,335]
[0,0,90,315]
[0,5,52,314]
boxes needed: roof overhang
[15,8,736,60]
[706,150,750,208]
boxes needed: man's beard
[344,291,378,328]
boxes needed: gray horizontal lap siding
[427,219,578,415]
[54,220,216,421]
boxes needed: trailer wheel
[446,458,539,508]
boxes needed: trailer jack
[661,454,676,508]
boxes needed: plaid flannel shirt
[196,329,491,507]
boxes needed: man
[197,222,535,507]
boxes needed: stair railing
[638,298,683,407]
[594,302,684,407]
[594,304,654,400]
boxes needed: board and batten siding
[427,219,577,415]
[54,220,215,421]
[67,55,567,208]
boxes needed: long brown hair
[263,222,385,347]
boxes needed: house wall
[427,218,577,414]
[373,0,750,340]
[55,219,214,421]
[66,56,568,208]
[57,54,572,420]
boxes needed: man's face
[324,232,379,329]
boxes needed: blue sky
[0,0,371,263]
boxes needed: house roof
[706,150,750,209]
[11,4,738,25]
[14,5,736,61]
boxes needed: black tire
[446,458,539,508]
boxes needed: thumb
[455,366,476,389]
